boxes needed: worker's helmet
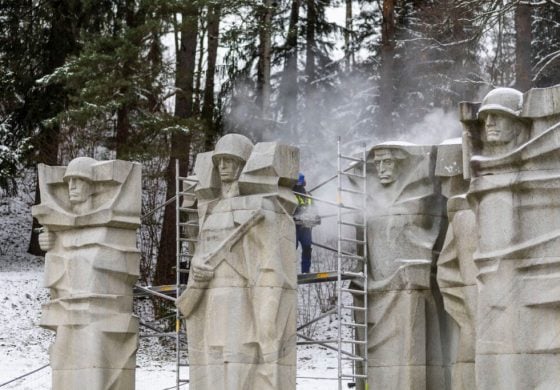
[63,157,97,182]
[297,173,305,186]
[478,87,523,119]
[212,134,254,165]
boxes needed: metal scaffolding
[135,159,196,390]
[295,138,369,389]
[136,140,370,389]
[174,159,197,389]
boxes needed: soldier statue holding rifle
[177,134,299,390]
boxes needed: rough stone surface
[354,142,448,390]
[32,157,141,390]
[176,134,298,390]
[436,139,476,390]
[463,85,560,389]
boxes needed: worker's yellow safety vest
[296,194,312,206]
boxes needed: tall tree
[155,2,200,286]
[202,2,222,151]
[532,1,560,87]
[392,0,482,129]
[256,0,275,117]
[0,0,86,254]
[378,0,396,131]
[479,1,516,87]
[515,2,532,91]
[305,0,317,92]
[279,0,301,134]
[41,1,179,160]
[344,0,354,71]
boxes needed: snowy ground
[0,196,353,389]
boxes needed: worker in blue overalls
[293,173,320,273]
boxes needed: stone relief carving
[32,157,142,390]
[354,142,448,390]
[463,85,560,389]
[436,139,476,390]
[176,134,299,390]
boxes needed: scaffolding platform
[136,270,353,298]
[298,271,355,284]
[134,284,179,299]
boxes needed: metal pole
[337,136,343,390]
[309,162,364,193]
[175,158,181,390]
[362,142,369,389]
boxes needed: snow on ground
[0,195,351,389]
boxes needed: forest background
[1,0,560,285]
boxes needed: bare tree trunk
[279,0,300,133]
[175,6,198,119]
[345,0,353,71]
[305,0,317,93]
[515,2,532,91]
[194,19,206,115]
[115,106,130,159]
[115,0,141,160]
[154,3,198,286]
[257,0,273,117]
[379,0,396,130]
[202,3,221,151]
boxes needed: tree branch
[533,50,560,81]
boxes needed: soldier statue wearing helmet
[32,156,142,389]
[189,133,254,283]
[38,157,97,251]
[178,133,299,389]
[478,87,530,156]
[63,157,97,213]
[212,133,253,199]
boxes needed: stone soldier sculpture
[435,139,476,390]
[32,157,141,390]
[354,142,448,390]
[176,134,299,390]
[464,85,560,389]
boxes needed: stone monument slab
[176,134,299,390]
[32,157,141,390]
[463,85,560,389]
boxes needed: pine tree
[532,1,560,87]
[515,1,532,90]
[0,0,91,253]
[202,1,222,150]
[381,0,483,134]
[155,1,200,286]
[378,0,397,131]
[278,0,302,135]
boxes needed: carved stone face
[68,177,92,204]
[217,156,243,183]
[373,149,398,185]
[482,112,520,145]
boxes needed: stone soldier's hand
[38,230,56,252]
[192,263,214,282]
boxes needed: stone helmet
[478,87,524,119]
[63,157,97,182]
[212,134,254,165]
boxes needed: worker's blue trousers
[296,225,312,273]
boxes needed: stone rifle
[176,209,265,318]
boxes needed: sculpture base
[366,364,448,390]
[52,368,135,390]
[450,362,475,390]
[189,362,295,390]
[476,353,560,390]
